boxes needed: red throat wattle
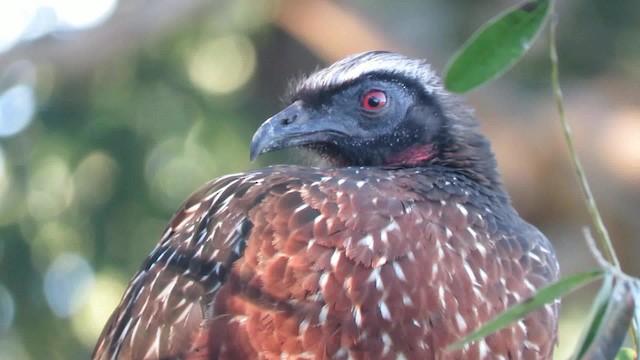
[385,143,435,166]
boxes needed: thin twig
[548,12,619,268]
[549,8,638,352]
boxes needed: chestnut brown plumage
[93,51,559,359]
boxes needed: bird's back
[94,165,558,359]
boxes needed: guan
[94,51,559,360]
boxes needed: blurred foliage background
[0,1,638,359]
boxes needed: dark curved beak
[249,100,348,161]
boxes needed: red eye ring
[361,90,387,112]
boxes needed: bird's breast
[199,170,548,359]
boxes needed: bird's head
[250,51,500,185]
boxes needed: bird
[93,51,559,360]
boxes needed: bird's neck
[383,143,436,167]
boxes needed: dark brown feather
[93,165,558,359]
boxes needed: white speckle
[157,277,178,300]
[403,293,413,306]
[438,287,446,308]
[336,191,344,197]
[524,340,540,351]
[479,340,489,358]
[445,227,453,239]
[319,273,329,290]
[518,320,527,334]
[357,234,374,248]
[468,227,478,240]
[444,181,451,186]
[476,242,487,256]
[307,239,316,250]
[344,236,352,247]
[437,246,444,261]
[524,280,536,292]
[529,253,543,264]
[330,250,341,269]
[294,204,308,213]
[381,332,393,355]
[393,262,407,282]
[185,202,201,213]
[457,204,468,216]
[334,349,348,358]
[356,180,366,188]
[455,312,467,332]
[544,304,554,316]
[473,287,483,298]
[337,178,346,185]
[372,197,378,205]
[412,319,420,327]
[397,352,408,360]
[144,328,162,359]
[440,200,447,206]
[379,301,392,321]
[367,267,381,283]
[353,306,363,327]
[375,273,385,291]
[372,256,388,267]
[381,230,389,244]
[318,304,329,324]
[431,263,439,279]
[406,251,415,262]
[382,219,400,233]
[464,262,479,286]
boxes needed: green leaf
[444,0,552,93]
[572,274,615,359]
[447,269,604,351]
[573,277,637,360]
[615,348,638,360]
[632,281,640,356]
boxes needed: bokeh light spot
[48,0,118,30]
[44,252,95,318]
[30,221,89,273]
[73,151,119,209]
[0,84,35,137]
[601,108,640,181]
[27,156,74,220]
[145,137,217,210]
[0,1,118,54]
[0,333,30,360]
[71,271,126,348]
[187,34,256,95]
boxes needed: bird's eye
[361,90,387,112]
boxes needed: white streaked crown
[296,51,443,97]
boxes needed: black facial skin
[250,77,447,167]
[250,74,500,186]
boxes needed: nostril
[282,114,297,125]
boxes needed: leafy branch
[443,0,640,358]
